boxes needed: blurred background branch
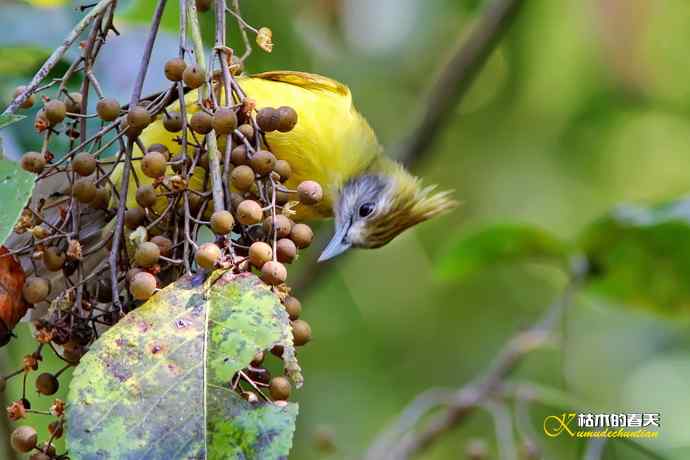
[395,0,526,167]
[365,262,584,460]
[293,0,526,293]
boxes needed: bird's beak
[318,223,352,262]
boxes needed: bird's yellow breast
[111,71,381,222]
[239,72,381,219]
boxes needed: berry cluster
[3,1,315,455]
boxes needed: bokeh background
[2,0,690,459]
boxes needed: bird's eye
[359,202,375,218]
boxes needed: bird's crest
[363,164,458,247]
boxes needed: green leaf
[66,272,301,460]
[0,155,34,244]
[0,113,26,130]
[437,224,568,280]
[0,113,34,244]
[581,198,690,314]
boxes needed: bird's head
[318,164,457,261]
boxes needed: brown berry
[164,57,187,81]
[276,106,298,132]
[23,276,50,304]
[63,345,85,364]
[269,376,291,401]
[276,238,297,264]
[188,193,203,214]
[196,242,221,270]
[35,373,59,395]
[237,123,254,140]
[290,223,314,249]
[38,442,57,457]
[297,180,323,205]
[256,107,279,132]
[120,117,142,138]
[29,452,51,460]
[273,159,291,181]
[263,214,292,238]
[44,99,66,124]
[249,242,272,268]
[135,242,160,267]
[96,97,120,121]
[14,86,34,109]
[183,64,206,89]
[72,152,97,176]
[43,247,65,271]
[127,106,151,129]
[190,111,213,134]
[164,112,183,132]
[147,143,170,160]
[34,109,50,133]
[292,319,312,346]
[230,145,249,165]
[212,107,238,134]
[230,165,255,191]
[130,272,157,300]
[150,235,173,257]
[250,150,276,176]
[284,296,301,320]
[196,0,211,12]
[135,184,157,208]
[11,426,37,453]
[261,261,287,285]
[237,200,263,225]
[126,267,143,283]
[141,151,167,178]
[91,187,110,210]
[210,210,234,235]
[124,207,146,229]
[64,91,83,114]
[48,420,63,438]
[20,151,46,174]
[72,179,96,203]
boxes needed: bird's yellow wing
[240,71,381,219]
[110,71,381,221]
[250,71,350,97]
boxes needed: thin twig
[485,399,517,460]
[110,0,168,307]
[230,0,252,61]
[2,0,115,115]
[187,0,225,212]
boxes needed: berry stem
[229,0,252,61]
[111,0,167,310]
[176,0,191,272]
[187,0,226,213]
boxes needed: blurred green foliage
[2,0,690,459]
[437,224,568,281]
[582,198,690,316]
